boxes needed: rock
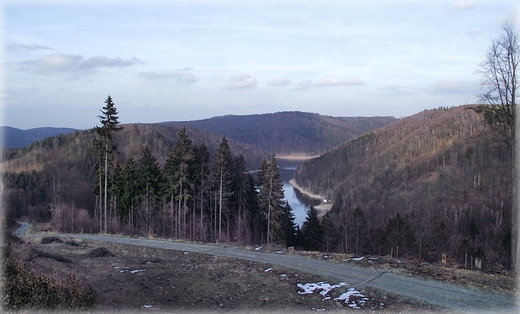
[41,236,63,244]
[90,247,114,258]
[335,301,344,308]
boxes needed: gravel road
[15,223,517,312]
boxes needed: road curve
[15,224,516,312]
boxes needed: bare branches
[474,23,519,152]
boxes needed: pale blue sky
[3,0,520,129]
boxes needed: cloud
[292,80,313,91]
[422,79,479,94]
[315,78,363,87]
[22,53,142,74]
[138,69,199,84]
[451,0,477,11]
[379,85,417,95]
[23,53,83,72]
[7,43,54,51]
[223,74,257,89]
[79,56,142,70]
[267,78,291,86]
[465,28,482,40]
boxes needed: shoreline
[276,155,319,160]
[288,179,333,215]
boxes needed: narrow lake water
[277,158,321,227]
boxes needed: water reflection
[277,159,320,227]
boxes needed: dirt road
[18,229,516,312]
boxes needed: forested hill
[1,126,77,148]
[3,123,267,175]
[295,106,512,267]
[163,111,397,155]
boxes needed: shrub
[2,246,96,310]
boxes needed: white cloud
[223,74,258,89]
[138,69,199,84]
[315,78,363,87]
[498,6,520,26]
[79,56,142,70]
[292,80,313,91]
[422,79,479,94]
[7,43,54,51]
[22,53,142,74]
[23,53,82,72]
[267,78,291,86]
[465,28,482,39]
[451,0,477,11]
[379,85,417,95]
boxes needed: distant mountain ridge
[164,111,397,155]
[1,126,77,148]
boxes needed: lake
[277,158,321,227]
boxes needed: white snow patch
[264,267,272,272]
[143,304,153,308]
[312,308,326,312]
[255,247,262,251]
[297,281,348,296]
[352,256,365,261]
[183,251,189,255]
[130,269,145,274]
[334,288,368,309]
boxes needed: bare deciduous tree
[474,23,519,270]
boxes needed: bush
[2,246,96,310]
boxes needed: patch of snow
[322,296,331,301]
[395,259,402,263]
[323,255,329,259]
[352,256,365,261]
[369,257,379,260]
[255,247,262,251]
[183,251,189,255]
[130,269,145,274]
[264,267,272,272]
[279,274,288,280]
[297,281,348,296]
[312,308,326,312]
[276,250,283,254]
[143,304,152,308]
[334,288,368,309]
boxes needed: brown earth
[5,222,517,313]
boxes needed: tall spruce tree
[95,95,123,234]
[138,146,161,237]
[301,206,324,251]
[193,143,211,241]
[213,136,234,242]
[164,127,195,239]
[258,155,285,245]
[280,201,298,247]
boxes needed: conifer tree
[164,127,195,239]
[301,206,324,251]
[258,155,285,245]
[95,95,123,234]
[280,201,298,247]
[213,136,234,242]
[138,146,161,237]
[193,143,211,241]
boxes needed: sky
[2,0,520,129]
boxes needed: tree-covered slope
[164,111,397,155]
[295,106,512,266]
[1,126,78,148]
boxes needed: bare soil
[6,222,517,313]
